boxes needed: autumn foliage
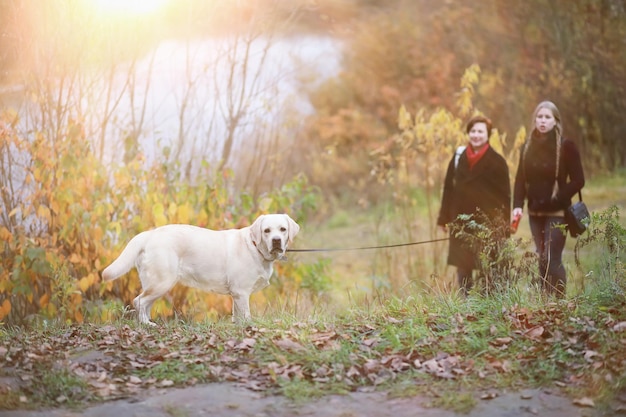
[0,115,318,324]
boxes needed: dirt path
[0,383,598,417]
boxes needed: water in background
[1,35,341,171]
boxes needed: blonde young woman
[512,101,585,297]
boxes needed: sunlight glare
[92,0,169,17]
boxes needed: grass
[1,271,624,412]
[0,172,624,413]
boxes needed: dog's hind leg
[133,291,158,326]
[133,279,177,326]
[134,261,178,325]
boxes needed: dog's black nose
[272,238,282,249]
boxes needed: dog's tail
[101,231,150,282]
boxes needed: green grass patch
[29,367,93,408]
[1,275,624,411]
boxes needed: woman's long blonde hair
[522,100,563,199]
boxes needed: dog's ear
[250,214,265,245]
[285,214,300,244]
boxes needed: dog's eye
[280,227,287,232]
[264,228,271,233]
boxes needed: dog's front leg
[231,293,251,323]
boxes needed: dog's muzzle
[271,238,283,254]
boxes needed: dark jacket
[513,131,585,213]
[437,146,511,270]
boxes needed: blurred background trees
[299,0,625,202]
[0,0,624,323]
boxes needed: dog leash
[287,237,449,253]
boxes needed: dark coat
[437,146,511,270]
[513,133,585,213]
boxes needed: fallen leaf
[573,397,595,408]
[489,359,511,373]
[236,338,256,350]
[346,365,360,378]
[129,375,142,384]
[612,321,626,332]
[491,337,513,346]
[525,326,544,339]
[465,314,478,322]
[386,316,402,324]
[362,337,380,347]
[583,350,600,362]
[423,359,441,373]
[274,338,304,351]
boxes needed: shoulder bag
[565,191,590,238]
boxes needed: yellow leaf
[397,105,412,130]
[37,205,51,223]
[109,221,122,237]
[44,303,57,317]
[71,293,83,306]
[152,203,167,226]
[197,210,208,226]
[79,276,91,293]
[168,202,178,220]
[177,204,191,224]
[92,227,103,241]
[0,299,11,320]
[74,310,84,323]
[0,227,11,241]
[50,200,60,215]
[39,293,50,308]
[69,253,81,264]
[32,167,42,182]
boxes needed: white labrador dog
[102,214,299,325]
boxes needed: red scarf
[465,143,490,170]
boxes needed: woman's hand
[510,208,523,234]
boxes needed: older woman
[512,101,585,297]
[437,115,511,295]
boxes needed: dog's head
[250,214,300,261]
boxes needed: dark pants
[457,267,473,296]
[529,215,567,297]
